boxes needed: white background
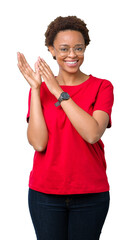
[0,0,131,239]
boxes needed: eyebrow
[59,44,84,47]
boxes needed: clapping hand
[37,57,62,96]
[17,53,62,97]
[17,52,42,89]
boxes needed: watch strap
[54,101,60,107]
[54,92,70,107]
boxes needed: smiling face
[48,30,86,74]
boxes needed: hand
[17,52,42,89]
[37,57,62,97]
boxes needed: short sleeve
[26,88,31,123]
[93,80,114,128]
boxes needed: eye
[60,48,68,52]
[75,47,83,51]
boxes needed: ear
[48,46,56,58]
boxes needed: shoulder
[91,75,113,87]
[90,75,114,93]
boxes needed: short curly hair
[45,16,90,48]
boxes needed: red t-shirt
[26,74,114,195]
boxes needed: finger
[35,61,41,76]
[17,61,29,77]
[21,53,29,66]
[17,56,34,80]
[37,60,47,75]
[38,66,46,77]
[18,53,30,70]
[21,54,32,70]
[38,66,50,80]
[18,60,28,76]
[38,57,45,69]
[35,62,38,72]
[19,53,35,76]
[37,64,48,78]
[38,57,49,69]
[17,52,25,66]
[17,62,35,86]
[17,52,21,62]
[17,58,25,72]
[17,52,23,67]
[38,58,53,76]
[17,62,28,78]
[42,59,51,72]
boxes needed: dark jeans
[28,188,110,240]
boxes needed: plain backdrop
[0,0,131,239]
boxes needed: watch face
[61,92,70,100]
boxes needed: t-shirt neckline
[58,74,92,87]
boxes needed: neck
[56,70,88,86]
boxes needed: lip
[64,60,79,62]
[64,60,79,67]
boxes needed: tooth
[66,61,77,64]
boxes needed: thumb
[34,61,39,74]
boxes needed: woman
[17,16,114,240]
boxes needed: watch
[55,92,70,107]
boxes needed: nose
[68,48,77,57]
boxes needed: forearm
[34,58,109,144]
[54,89,100,144]
[61,98,100,143]
[27,88,48,151]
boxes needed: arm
[27,88,48,152]
[17,52,48,151]
[54,89,109,144]
[37,58,109,144]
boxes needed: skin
[48,30,89,86]
[17,30,109,151]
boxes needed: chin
[64,67,80,74]
[61,63,82,74]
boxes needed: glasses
[53,44,85,57]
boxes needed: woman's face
[49,30,86,74]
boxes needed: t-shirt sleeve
[93,80,114,128]
[26,88,31,123]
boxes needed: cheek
[79,56,84,64]
[55,55,62,63]
[55,57,65,68]
[77,57,84,68]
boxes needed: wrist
[31,86,41,91]
[31,87,41,97]
[53,87,64,99]
[54,92,70,107]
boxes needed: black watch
[55,92,70,107]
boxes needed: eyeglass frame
[53,44,86,57]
